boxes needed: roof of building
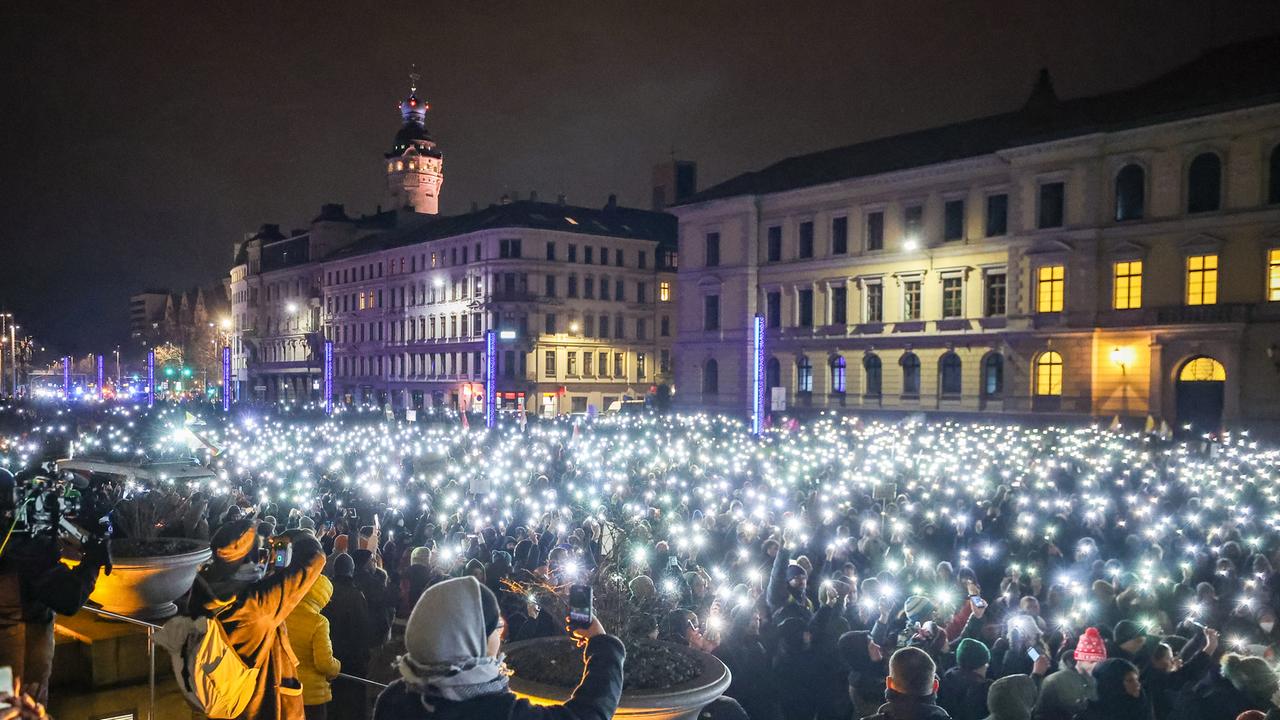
[322,199,677,262]
[680,34,1280,206]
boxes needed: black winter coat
[1168,662,1276,720]
[371,634,625,720]
[324,575,372,675]
[859,689,953,720]
[714,635,782,720]
[936,667,990,720]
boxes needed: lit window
[1186,255,1218,306]
[1180,357,1225,381]
[659,281,671,302]
[903,280,922,320]
[1035,351,1063,396]
[1113,260,1142,310]
[408,161,416,170]
[1037,265,1065,313]
[387,162,394,172]
[396,161,405,171]
[831,356,846,394]
[1269,249,1280,302]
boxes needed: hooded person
[713,604,781,720]
[1174,653,1280,720]
[981,674,1036,720]
[325,552,372,720]
[1075,658,1152,720]
[185,521,326,720]
[373,575,626,720]
[284,573,341,717]
[838,630,888,717]
[938,638,992,720]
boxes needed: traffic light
[164,366,175,377]
[181,367,193,378]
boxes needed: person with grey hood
[981,675,1036,720]
[372,575,626,720]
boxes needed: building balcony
[1093,303,1254,328]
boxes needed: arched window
[1179,356,1226,382]
[830,356,847,394]
[939,352,962,397]
[1114,164,1145,221]
[1035,351,1063,396]
[901,352,921,397]
[767,357,781,390]
[797,356,813,393]
[982,353,1004,397]
[1187,153,1222,213]
[1269,145,1280,205]
[702,359,719,397]
[863,354,882,397]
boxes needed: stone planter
[89,538,211,620]
[506,637,731,720]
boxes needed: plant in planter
[89,486,211,619]
[502,568,731,720]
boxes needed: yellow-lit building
[671,37,1280,433]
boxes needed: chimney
[604,194,618,211]
[529,190,538,202]
[651,160,698,210]
[470,201,479,212]
[500,194,511,205]
[557,193,567,206]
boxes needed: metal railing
[77,605,387,720]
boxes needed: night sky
[3,1,1280,356]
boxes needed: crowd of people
[5,403,1280,720]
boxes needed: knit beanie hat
[210,519,257,565]
[1113,619,1144,647]
[1221,653,1280,700]
[786,563,807,581]
[1075,627,1108,663]
[955,638,991,671]
[299,516,316,531]
[903,595,936,623]
[333,552,355,578]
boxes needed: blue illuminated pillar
[96,354,104,394]
[484,329,496,429]
[146,350,155,408]
[63,356,71,397]
[221,346,232,411]
[751,314,766,435]
[323,341,334,415]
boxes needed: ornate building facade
[671,37,1280,432]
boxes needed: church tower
[384,72,443,214]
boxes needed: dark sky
[3,1,1280,356]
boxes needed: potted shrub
[503,571,731,720]
[88,486,211,619]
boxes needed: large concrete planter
[506,637,731,720]
[89,538,211,620]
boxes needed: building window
[1270,145,1280,205]
[832,216,848,255]
[903,280,922,320]
[599,314,610,339]
[900,352,921,397]
[1115,164,1145,221]
[543,274,557,298]
[828,356,847,395]
[1186,254,1218,306]
[903,205,923,242]
[546,242,556,261]
[983,354,1004,397]
[640,250,649,269]
[865,282,884,323]
[499,238,522,259]
[583,351,593,377]
[584,276,595,299]
[637,282,647,303]
[704,232,720,267]
[616,249,624,267]
[1035,351,1063,396]
[637,353,646,379]
[942,277,963,319]
[766,291,782,328]
[866,212,884,251]
[702,359,719,397]
[636,318,647,339]
[767,357,781,390]
[544,350,557,377]
[545,313,557,334]
[798,221,814,258]
[984,271,1007,316]
[863,354,882,397]
[567,352,578,376]
[794,356,812,393]
[660,315,670,336]
[1037,265,1065,313]
[567,275,578,298]
[703,295,720,330]
[1269,249,1280,301]
[831,286,848,325]
[659,281,671,301]
[568,244,578,262]
[614,352,624,378]
[944,200,964,241]
[1113,260,1142,310]
[985,194,1008,237]
[660,349,670,373]
[798,288,814,327]
[767,226,782,262]
[1188,153,1222,213]
[614,315,624,338]
[939,352,962,397]
[1038,182,1065,229]
[598,351,609,376]
[584,246,594,264]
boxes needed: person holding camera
[373,575,625,720]
[0,470,111,706]
[186,520,325,720]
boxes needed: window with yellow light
[1035,351,1063,396]
[1037,265,1065,313]
[1269,248,1280,302]
[1186,254,1218,306]
[1112,260,1142,310]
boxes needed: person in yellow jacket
[286,572,342,719]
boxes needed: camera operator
[186,520,325,720]
[0,468,111,706]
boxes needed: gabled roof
[681,34,1280,206]
[322,200,677,262]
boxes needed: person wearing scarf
[373,576,625,720]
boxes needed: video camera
[0,464,113,547]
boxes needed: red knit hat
[1074,627,1108,663]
